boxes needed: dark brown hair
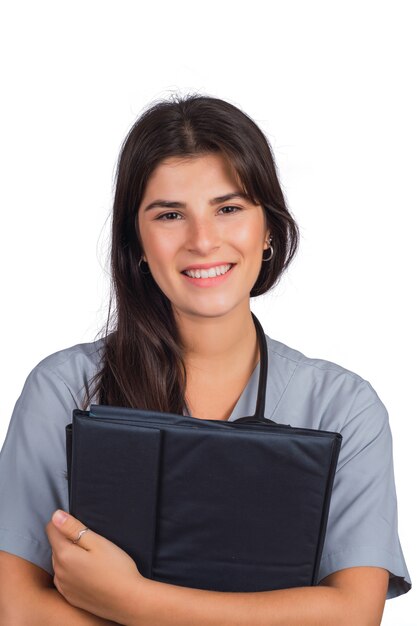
[82,92,300,413]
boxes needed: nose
[186,215,221,256]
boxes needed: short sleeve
[317,381,412,599]
[0,364,76,576]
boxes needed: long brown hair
[82,93,300,413]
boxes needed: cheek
[151,239,177,267]
[232,220,264,253]
[139,227,168,263]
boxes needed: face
[137,152,271,320]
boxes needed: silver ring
[72,527,90,544]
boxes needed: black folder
[66,313,342,592]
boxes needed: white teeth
[184,264,232,279]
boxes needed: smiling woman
[0,93,411,625]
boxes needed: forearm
[125,579,367,626]
[21,587,121,626]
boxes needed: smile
[183,263,233,279]
[181,263,236,287]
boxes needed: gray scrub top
[0,333,412,599]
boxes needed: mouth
[180,263,237,286]
[180,263,236,278]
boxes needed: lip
[181,263,236,287]
[181,262,235,271]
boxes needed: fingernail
[52,510,69,526]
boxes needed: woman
[0,94,411,625]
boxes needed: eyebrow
[143,191,251,212]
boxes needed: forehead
[145,153,242,192]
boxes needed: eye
[219,205,241,214]
[155,212,182,220]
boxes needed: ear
[264,228,272,250]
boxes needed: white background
[0,1,415,623]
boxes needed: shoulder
[264,334,387,433]
[34,335,106,379]
[265,333,366,382]
[20,336,106,409]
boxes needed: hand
[46,510,146,623]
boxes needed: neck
[174,303,260,376]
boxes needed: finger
[46,520,65,549]
[51,510,94,550]
[46,520,71,551]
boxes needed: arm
[124,566,389,626]
[0,552,119,626]
[47,510,389,626]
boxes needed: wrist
[121,574,157,626]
